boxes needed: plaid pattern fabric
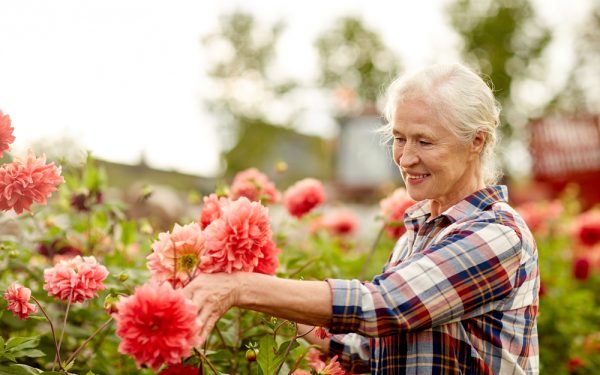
[327,186,539,374]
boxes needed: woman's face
[392,99,484,213]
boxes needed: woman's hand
[183,272,240,346]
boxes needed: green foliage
[448,0,551,136]
[315,16,401,108]
[3,153,600,373]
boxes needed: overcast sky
[0,0,590,176]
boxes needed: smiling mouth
[405,173,430,181]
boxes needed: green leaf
[1,352,17,362]
[0,364,42,375]
[0,336,5,351]
[5,337,39,352]
[11,349,46,359]
[256,336,284,375]
[85,371,96,375]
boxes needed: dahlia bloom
[0,110,15,158]
[312,355,346,375]
[43,255,109,303]
[284,178,326,218]
[115,282,200,371]
[147,223,205,288]
[200,197,276,273]
[230,168,280,204]
[573,210,600,247]
[0,151,64,214]
[253,239,280,276]
[198,193,230,229]
[379,188,415,239]
[573,257,591,281]
[314,208,359,236]
[3,283,37,320]
[516,200,563,237]
[315,326,332,340]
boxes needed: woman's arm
[183,272,332,345]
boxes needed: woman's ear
[470,130,486,158]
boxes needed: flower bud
[104,294,120,314]
[245,349,257,362]
[118,273,129,282]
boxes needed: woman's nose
[399,144,418,167]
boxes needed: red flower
[230,168,280,204]
[315,326,332,340]
[198,193,230,229]
[573,211,600,247]
[0,151,64,214]
[200,197,274,273]
[43,256,109,303]
[284,178,326,218]
[3,283,37,320]
[159,363,199,375]
[115,282,200,371]
[0,110,15,158]
[567,357,585,373]
[379,188,415,239]
[253,240,280,276]
[147,223,205,288]
[573,257,591,281]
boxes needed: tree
[447,0,551,138]
[314,16,401,114]
[549,4,600,113]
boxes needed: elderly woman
[184,63,539,374]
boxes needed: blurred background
[1,0,599,210]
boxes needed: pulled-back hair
[381,63,502,185]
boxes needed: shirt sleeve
[328,333,371,373]
[327,221,523,337]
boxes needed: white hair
[381,63,502,185]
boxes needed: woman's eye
[419,140,431,146]
[394,138,405,144]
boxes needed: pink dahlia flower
[0,110,15,158]
[43,255,108,303]
[3,283,37,320]
[379,188,415,239]
[147,223,205,288]
[198,193,230,229]
[253,239,280,276]
[0,151,64,214]
[314,208,359,236]
[230,168,280,204]
[311,355,346,375]
[284,178,326,218]
[115,282,200,371]
[516,200,563,237]
[200,197,274,273]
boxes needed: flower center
[178,253,198,273]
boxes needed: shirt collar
[405,185,509,223]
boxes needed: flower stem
[64,317,113,367]
[31,296,64,371]
[274,322,299,375]
[195,348,219,375]
[55,290,74,366]
[359,224,386,280]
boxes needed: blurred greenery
[315,16,401,109]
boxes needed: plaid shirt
[327,186,539,374]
